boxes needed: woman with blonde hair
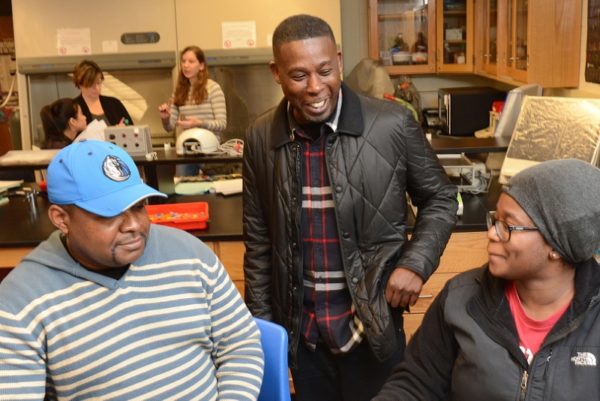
[73,59,133,126]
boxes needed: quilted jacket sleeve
[242,122,273,320]
[396,112,458,280]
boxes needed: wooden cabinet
[474,0,499,75]
[0,246,34,282]
[475,0,582,88]
[0,233,487,343]
[368,0,474,75]
[436,0,474,72]
[0,242,247,291]
[368,0,437,75]
[404,231,488,340]
[211,241,246,297]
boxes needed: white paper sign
[221,21,257,49]
[102,40,118,53]
[57,28,91,55]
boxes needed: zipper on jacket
[519,370,528,401]
[543,349,552,380]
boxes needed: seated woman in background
[374,159,600,401]
[73,59,133,126]
[40,98,87,149]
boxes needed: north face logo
[570,352,597,367]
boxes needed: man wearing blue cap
[0,140,264,400]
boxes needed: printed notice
[222,21,256,49]
[57,28,91,55]
[102,40,119,53]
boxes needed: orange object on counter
[145,202,209,230]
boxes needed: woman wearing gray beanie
[374,159,600,401]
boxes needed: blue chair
[255,318,292,401]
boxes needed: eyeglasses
[486,211,539,243]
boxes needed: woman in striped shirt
[159,45,227,161]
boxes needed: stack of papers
[0,180,23,206]
[0,150,58,166]
[0,180,23,192]
[174,178,243,196]
[213,178,242,195]
[74,120,108,142]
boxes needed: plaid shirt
[289,98,364,354]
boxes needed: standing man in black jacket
[243,14,458,401]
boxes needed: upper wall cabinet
[475,0,582,88]
[368,0,437,75]
[368,0,474,75]
[474,0,498,76]
[436,0,474,72]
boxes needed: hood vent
[18,51,176,74]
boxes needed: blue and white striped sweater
[0,225,263,400]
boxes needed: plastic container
[145,202,209,230]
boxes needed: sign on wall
[221,21,256,49]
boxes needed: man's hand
[385,267,424,308]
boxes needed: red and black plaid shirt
[289,99,364,354]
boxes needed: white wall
[176,0,341,51]
[12,0,177,57]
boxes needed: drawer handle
[418,294,433,299]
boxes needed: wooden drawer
[403,313,424,342]
[0,247,34,269]
[212,241,245,297]
[436,231,488,273]
[411,272,461,314]
[403,231,488,339]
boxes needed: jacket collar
[467,259,600,365]
[272,83,364,149]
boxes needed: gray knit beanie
[503,159,600,264]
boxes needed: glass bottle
[411,32,428,64]
[390,33,409,65]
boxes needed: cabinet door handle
[418,294,433,299]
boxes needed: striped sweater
[164,79,227,137]
[0,225,263,400]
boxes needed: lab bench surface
[0,190,243,248]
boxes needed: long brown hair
[40,98,81,149]
[172,46,209,107]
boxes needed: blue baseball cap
[47,140,166,217]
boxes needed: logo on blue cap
[102,155,131,182]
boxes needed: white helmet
[176,128,220,155]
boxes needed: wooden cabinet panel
[368,0,475,75]
[0,247,34,282]
[412,272,461,313]
[367,0,437,75]
[475,0,582,87]
[436,0,474,72]
[213,241,245,297]
[436,231,488,273]
[404,231,488,339]
[0,247,34,269]
[1,232,487,339]
[403,313,424,341]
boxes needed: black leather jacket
[243,84,457,363]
